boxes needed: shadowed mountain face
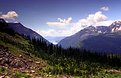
[58,21,121,53]
[82,32,121,53]
[0,19,50,44]
[8,23,50,43]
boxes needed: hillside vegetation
[1,20,121,78]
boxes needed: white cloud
[94,20,113,26]
[100,6,109,11]
[46,17,72,28]
[38,11,113,38]
[0,11,18,20]
[37,29,72,37]
[71,11,111,33]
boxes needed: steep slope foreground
[0,18,48,77]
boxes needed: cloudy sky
[0,0,121,43]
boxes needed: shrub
[15,72,31,78]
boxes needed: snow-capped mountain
[58,26,110,48]
[110,21,121,32]
[58,21,121,53]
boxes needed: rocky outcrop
[0,45,29,68]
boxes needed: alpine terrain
[58,21,121,53]
[1,18,121,78]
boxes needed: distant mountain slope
[58,26,110,48]
[8,23,50,44]
[82,32,121,53]
[58,21,121,53]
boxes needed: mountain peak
[111,21,121,26]
[82,26,97,33]
[110,21,121,32]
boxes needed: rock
[31,70,35,73]
[0,75,5,78]
[35,61,40,64]
[0,45,29,69]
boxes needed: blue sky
[0,0,121,43]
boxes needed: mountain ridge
[0,18,50,44]
[8,22,50,44]
[58,21,121,53]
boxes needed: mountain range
[58,21,121,53]
[1,18,121,53]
